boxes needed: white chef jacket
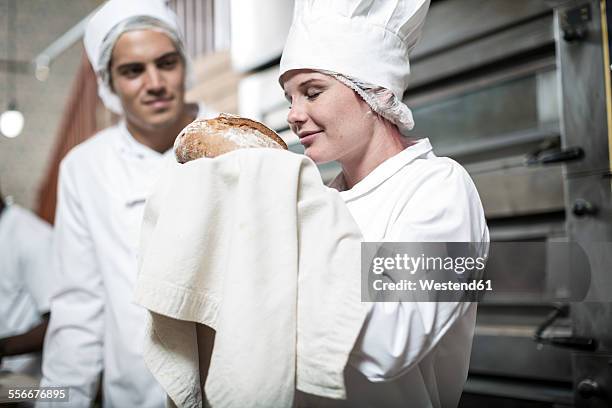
[331,138,489,408]
[40,107,214,408]
[0,204,53,376]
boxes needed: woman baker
[280,1,489,407]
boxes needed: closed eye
[305,85,326,101]
[306,91,322,100]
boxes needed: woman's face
[283,70,375,164]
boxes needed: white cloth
[0,204,53,376]
[39,105,215,408]
[330,139,489,408]
[134,149,369,408]
[279,0,430,101]
[84,0,191,114]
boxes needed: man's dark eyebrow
[115,52,180,71]
[154,51,181,63]
[115,61,143,72]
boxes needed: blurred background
[1,0,611,407]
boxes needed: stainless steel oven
[407,1,612,406]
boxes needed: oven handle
[525,146,584,166]
[533,304,597,351]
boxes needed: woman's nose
[287,102,307,128]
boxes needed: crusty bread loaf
[174,114,288,163]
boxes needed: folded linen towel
[134,148,368,408]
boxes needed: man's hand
[0,337,6,366]
[0,314,50,361]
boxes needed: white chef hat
[279,0,430,131]
[84,0,192,114]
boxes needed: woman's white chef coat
[39,121,173,408]
[331,138,489,408]
[0,204,53,376]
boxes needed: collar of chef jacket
[333,138,433,202]
[113,121,174,209]
[116,120,173,160]
[114,103,216,208]
[115,102,215,160]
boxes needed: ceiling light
[0,102,25,138]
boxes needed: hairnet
[319,70,415,135]
[96,16,194,114]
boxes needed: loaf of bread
[174,114,288,163]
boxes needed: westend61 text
[373,279,493,292]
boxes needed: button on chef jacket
[0,204,53,376]
[330,138,489,408]
[40,106,214,408]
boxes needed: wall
[0,0,99,210]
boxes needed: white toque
[279,0,430,101]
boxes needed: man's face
[109,30,186,132]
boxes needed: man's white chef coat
[0,204,53,376]
[40,109,212,407]
[331,138,489,408]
